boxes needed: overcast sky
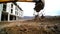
[17,0,60,16]
[17,2,35,16]
[44,0,60,16]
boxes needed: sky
[17,2,35,16]
[17,0,60,16]
[44,0,60,16]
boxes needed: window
[3,3,7,11]
[11,9,13,13]
[15,7,18,11]
[11,4,13,8]
[15,11,18,15]
[11,3,13,13]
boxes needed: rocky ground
[0,18,60,34]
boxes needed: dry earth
[0,18,60,34]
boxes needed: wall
[0,4,3,21]
[6,3,11,14]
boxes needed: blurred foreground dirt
[0,18,60,34]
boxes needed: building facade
[0,2,23,21]
[0,4,3,21]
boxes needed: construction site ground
[0,18,60,34]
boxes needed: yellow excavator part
[0,0,33,3]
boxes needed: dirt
[0,19,60,34]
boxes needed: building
[0,2,23,21]
[0,4,3,21]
